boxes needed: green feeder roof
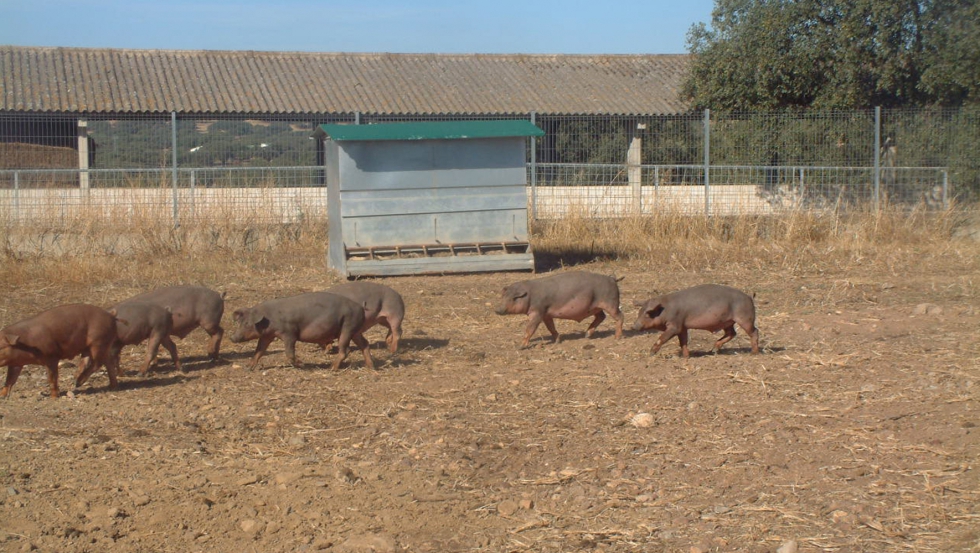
[316,119,544,141]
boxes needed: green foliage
[685,0,979,110]
[87,119,317,169]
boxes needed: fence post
[190,169,196,220]
[78,120,90,191]
[628,121,645,215]
[942,170,949,209]
[703,109,711,216]
[873,106,881,209]
[530,111,537,221]
[171,111,180,228]
[798,167,805,205]
[13,170,19,223]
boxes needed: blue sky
[0,0,715,54]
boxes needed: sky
[0,0,715,55]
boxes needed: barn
[0,46,691,173]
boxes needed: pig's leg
[109,343,126,376]
[611,307,624,339]
[739,320,760,354]
[650,323,681,355]
[678,329,691,359]
[521,312,545,348]
[383,315,403,353]
[141,333,163,375]
[203,323,224,363]
[248,334,275,369]
[74,355,96,388]
[352,334,375,370]
[585,311,606,338]
[101,349,119,390]
[331,332,352,371]
[714,325,737,351]
[543,316,561,343]
[281,335,300,367]
[46,361,61,398]
[160,336,182,373]
[1,366,24,398]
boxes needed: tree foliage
[685,0,980,110]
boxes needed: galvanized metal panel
[341,209,529,247]
[339,185,528,218]
[325,120,537,277]
[335,138,526,190]
[345,253,535,277]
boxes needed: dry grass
[0,204,976,290]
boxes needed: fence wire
[1,108,976,226]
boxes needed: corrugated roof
[0,46,692,116]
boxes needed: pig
[229,292,375,371]
[110,301,181,376]
[495,271,624,348]
[632,284,760,358]
[326,281,405,353]
[122,285,224,362]
[1,304,119,399]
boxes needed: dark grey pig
[123,285,225,362]
[110,301,181,375]
[326,281,405,353]
[1,304,119,399]
[633,284,760,358]
[495,271,624,348]
[229,292,374,371]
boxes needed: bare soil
[1,252,978,553]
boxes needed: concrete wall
[0,184,785,226]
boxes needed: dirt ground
[1,251,978,553]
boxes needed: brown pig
[1,304,119,399]
[495,271,624,348]
[123,285,224,362]
[110,301,181,375]
[326,281,405,353]
[229,292,374,371]
[633,284,760,358]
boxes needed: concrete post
[628,122,645,215]
[77,120,90,190]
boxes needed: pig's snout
[229,326,252,343]
[632,318,646,331]
[493,302,509,316]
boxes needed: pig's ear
[646,305,664,319]
[254,317,270,332]
[513,290,528,300]
[232,309,246,323]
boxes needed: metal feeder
[316,120,543,277]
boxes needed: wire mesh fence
[1,107,976,227]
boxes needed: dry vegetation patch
[1,208,978,552]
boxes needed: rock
[239,518,265,536]
[912,303,943,316]
[336,534,397,553]
[335,467,358,484]
[274,472,303,485]
[497,500,519,516]
[236,475,259,486]
[630,413,655,428]
[776,540,799,553]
